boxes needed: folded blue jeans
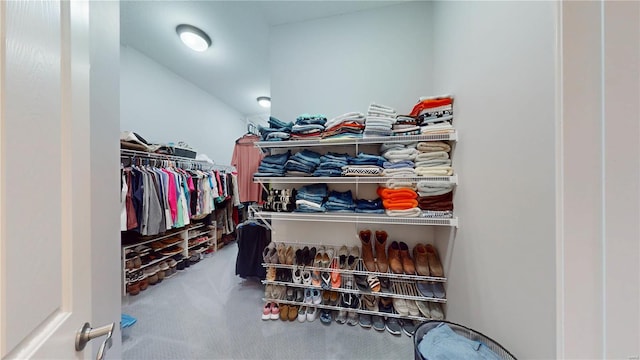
[313,169,343,177]
[262,151,290,166]
[354,208,385,214]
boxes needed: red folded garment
[418,191,453,211]
[377,187,418,201]
[383,199,419,210]
[410,98,453,117]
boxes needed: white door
[0,1,121,359]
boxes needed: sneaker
[359,313,372,328]
[312,289,322,305]
[295,289,304,302]
[261,303,272,320]
[398,319,417,337]
[270,303,280,320]
[372,315,385,331]
[335,309,347,324]
[346,311,359,326]
[304,288,313,304]
[286,288,294,301]
[306,306,318,322]
[302,270,312,285]
[292,266,302,284]
[320,309,333,324]
[385,317,402,335]
[297,306,307,322]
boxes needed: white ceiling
[120,1,403,116]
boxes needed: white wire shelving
[254,174,457,185]
[254,131,457,150]
[253,211,458,227]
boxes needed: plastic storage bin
[414,320,516,360]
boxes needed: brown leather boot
[412,243,430,276]
[425,244,444,277]
[374,230,388,273]
[398,242,416,275]
[359,230,376,271]
[388,241,403,274]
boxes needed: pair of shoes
[296,246,317,266]
[416,301,431,318]
[330,258,341,288]
[262,302,279,320]
[304,288,321,305]
[341,293,360,310]
[266,266,276,281]
[263,242,278,264]
[388,241,416,274]
[320,309,333,324]
[413,243,444,277]
[346,311,359,326]
[417,282,446,298]
[359,230,389,272]
[429,302,445,320]
[280,304,298,321]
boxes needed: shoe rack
[254,131,458,325]
[121,222,217,296]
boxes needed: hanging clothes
[232,134,265,203]
[235,220,270,279]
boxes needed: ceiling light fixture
[176,24,211,52]
[257,96,271,108]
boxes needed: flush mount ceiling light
[257,96,271,108]
[176,24,211,52]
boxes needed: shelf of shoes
[253,211,458,227]
[262,257,447,283]
[255,131,458,150]
[254,175,457,185]
[261,297,435,322]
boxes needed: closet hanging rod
[120,149,235,172]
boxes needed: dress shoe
[388,241,403,274]
[359,230,376,271]
[425,244,444,277]
[374,230,388,273]
[413,244,430,276]
[398,242,416,275]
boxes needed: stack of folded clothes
[314,152,349,177]
[295,183,328,213]
[255,151,290,176]
[393,115,421,136]
[342,153,386,177]
[409,95,455,135]
[377,187,421,217]
[414,141,453,176]
[259,116,294,141]
[416,181,454,218]
[382,160,416,177]
[354,198,385,214]
[364,103,396,137]
[380,143,419,178]
[322,112,366,140]
[325,190,356,212]
[284,149,322,176]
[291,114,327,140]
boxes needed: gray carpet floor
[121,242,414,360]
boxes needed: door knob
[75,322,115,360]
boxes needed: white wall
[270,2,434,120]
[120,45,245,164]
[431,2,557,358]
[268,2,436,250]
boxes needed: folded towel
[383,199,419,210]
[410,97,453,117]
[382,168,417,177]
[383,149,420,162]
[383,160,415,169]
[417,141,451,153]
[325,112,366,128]
[377,187,418,200]
[414,159,452,168]
[385,179,418,190]
[392,126,420,133]
[417,182,453,196]
[386,208,422,217]
[415,167,454,176]
[421,210,454,218]
[421,122,454,134]
[415,151,449,162]
[418,191,453,211]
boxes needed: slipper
[355,275,370,293]
[338,245,349,269]
[406,300,420,316]
[432,282,446,299]
[295,248,303,266]
[307,247,317,266]
[335,309,347,324]
[417,281,435,298]
[321,272,332,290]
[300,246,309,266]
[348,246,360,270]
[367,274,381,292]
[285,246,295,265]
[322,290,331,304]
[362,294,378,311]
[330,258,341,288]
[320,309,333,324]
[276,242,286,264]
[329,291,339,306]
[322,248,334,268]
[416,301,431,318]
[392,298,409,316]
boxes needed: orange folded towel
[383,199,419,210]
[410,98,453,117]
[377,187,418,200]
